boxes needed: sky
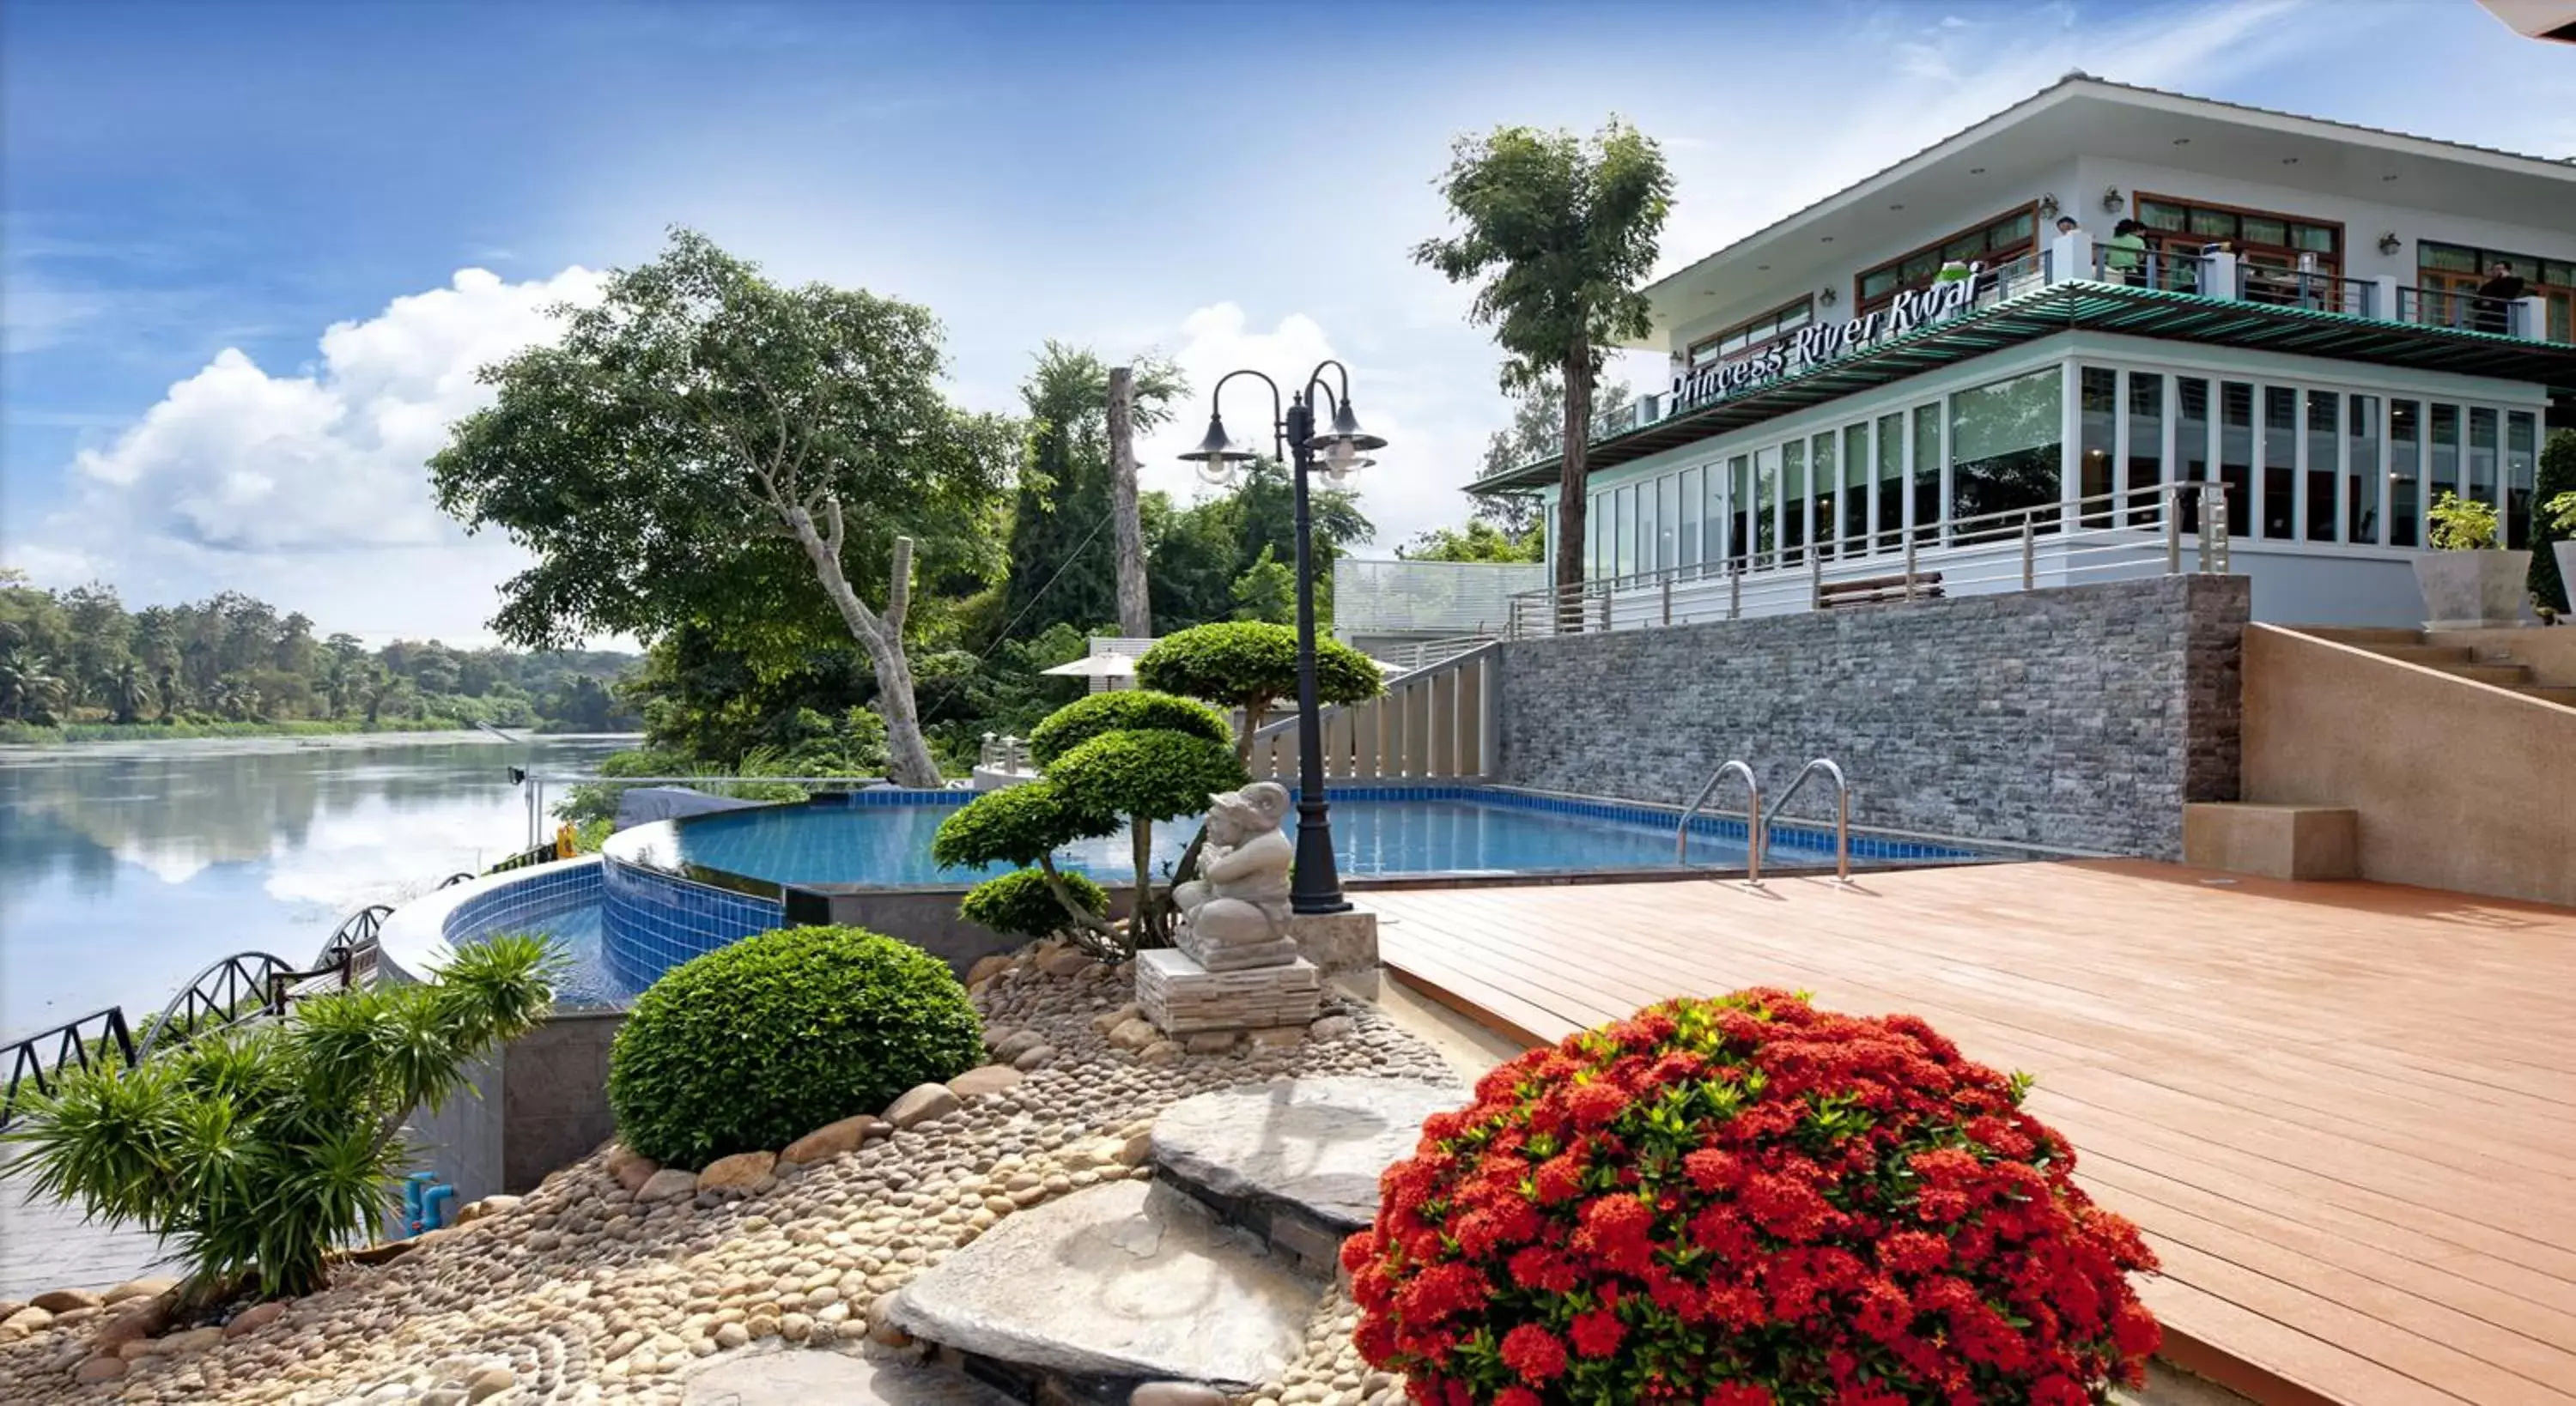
[3,0,2568,645]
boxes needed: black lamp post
[1179,361,1386,915]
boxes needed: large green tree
[1004,345,1183,642]
[430,228,1017,786]
[1474,373,1633,539]
[1416,120,1673,617]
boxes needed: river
[0,732,631,1039]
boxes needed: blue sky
[4,0,2567,643]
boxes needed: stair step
[2430,663,2534,687]
[2356,643,2476,666]
[2517,685,2576,708]
[2298,626,2425,645]
[681,1351,1014,1405]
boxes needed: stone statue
[1171,782,1298,972]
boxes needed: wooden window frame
[1853,202,2039,314]
[1686,295,1816,368]
[2132,191,2343,278]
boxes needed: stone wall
[1494,575,2247,859]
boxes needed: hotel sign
[1671,273,1982,407]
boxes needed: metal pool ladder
[1764,758,1855,886]
[1676,759,1763,883]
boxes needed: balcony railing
[2397,284,2533,337]
[1507,481,2230,637]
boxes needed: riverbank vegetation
[0,571,639,744]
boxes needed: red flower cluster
[1345,990,2160,1404]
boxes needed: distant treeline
[0,571,640,742]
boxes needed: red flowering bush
[1346,990,2160,1405]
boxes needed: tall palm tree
[104,659,157,724]
[0,647,70,723]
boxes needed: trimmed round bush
[1026,689,1231,767]
[1136,621,1382,733]
[933,779,1115,870]
[607,925,984,1167]
[1047,727,1249,825]
[1347,989,2160,1405]
[961,865,1109,941]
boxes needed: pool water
[655,791,1872,888]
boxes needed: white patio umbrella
[1040,651,1139,678]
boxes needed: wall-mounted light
[2037,192,2061,221]
[1819,286,1839,308]
[2377,232,2403,257]
[2101,185,2125,213]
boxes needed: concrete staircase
[2293,627,2576,707]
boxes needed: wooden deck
[1368,862,2576,1406]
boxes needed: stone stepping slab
[884,1179,1317,1395]
[1149,1077,1464,1275]
[682,1346,1016,1404]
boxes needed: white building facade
[1478,76,2576,628]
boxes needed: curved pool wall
[378,856,606,990]
[598,857,787,997]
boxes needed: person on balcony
[2103,220,2150,285]
[2475,260,2527,335]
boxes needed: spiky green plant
[0,935,561,1305]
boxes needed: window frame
[1853,203,2039,314]
[1686,295,1817,369]
[2133,191,2343,280]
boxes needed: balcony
[1479,241,2574,493]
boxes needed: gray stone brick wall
[1494,575,2248,859]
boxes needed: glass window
[2429,403,2460,508]
[2188,208,2238,239]
[1656,473,1680,573]
[1811,439,1838,561]
[2390,400,2421,548]
[2421,242,2479,274]
[1990,211,2034,245]
[1948,367,2063,539]
[1607,476,1628,574]
[1912,403,1942,544]
[1588,492,1607,579]
[1753,451,1777,567]
[2306,391,2340,542]
[2176,379,2211,534]
[1679,467,1704,570]
[2468,409,2499,518]
[1842,425,1870,549]
[1876,413,1905,549]
[2347,396,2382,546]
[1860,268,1899,301]
[2220,382,2255,537]
[1707,460,1729,567]
[2140,200,2188,233]
[2125,373,2165,527]
[1782,440,1808,567]
[2242,215,2287,247]
[1728,456,1751,568]
[1942,233,1985,264]
[2262,386,2297,540]
[2080,367,2117,525]
[2506,412,2537,548]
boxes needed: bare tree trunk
[1558,347,1594,633]
[781,510,945,788]
[1107,366,1151,639]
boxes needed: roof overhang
[1471,284,2576,494]
[1633,77,2576,352]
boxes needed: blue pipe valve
[400,1171,458,1238]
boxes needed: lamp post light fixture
[1178,361,1385,915]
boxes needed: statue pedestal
[1136,948,1322,1037]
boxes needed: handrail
[1677,759,1762,884]
[1762,758,1853,885]
[1,1008,134,1130]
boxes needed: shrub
[933,779,1113,869]
[962,865,1110,942]
[607,925,982,1167]
[1046,728,1249,830]
[2427,489,2499,551]
[1346,989,2160,1405]
[1,935,560,1304]
[2529,429,2576,613]
[1136,621,1382,755]
[1026,688,1231,767]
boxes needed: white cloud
[11,266,604,642]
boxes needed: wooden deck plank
[1366,861,2576,1406]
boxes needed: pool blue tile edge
[598,858,787,995]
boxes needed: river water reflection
[0,733,629,1038]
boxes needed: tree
[1401,518,1543,563]
[1002,345,1182,644]
[2530,429,2576,614]
[1230,547,1297,623]
[103,658,156,724]
[1474,373,1633,537]
[1416,119,1674,622]
[0,646,68,723]
[2,935,557,1304]
[1136,621,1384,760]
[430,227,1018,787]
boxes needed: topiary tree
[606,925,982,1167]
[1346,988,2161,1405]
[2530,428,2576,614]
[1135,621,1382,760]
[1027,688,1232,767]
[2,936,561,1305]
[960,866,1110,944]
[1049,725,1249,936]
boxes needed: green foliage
[961,866,1109,942]
[554,746,810,827]
[1047,729,1249,829]
[2428,490,2500,551]
[1136,621,1383,744]
[933,780,1114,868]
[2529,431,2576,613]
[1229,546,1297,623]
[606,926,983,1167]
[1025,688,1231,767]
[1003,344,1185,640]
[1400,518,1543,563]
[1473,374,1631,534]
[0,936,560,1303]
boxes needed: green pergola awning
[1472,282,2576,494]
